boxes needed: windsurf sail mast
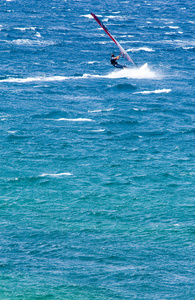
[91,12,137,67]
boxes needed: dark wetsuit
[110,57,126,69]
[110,57,118,67]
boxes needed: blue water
[0,0,194,299]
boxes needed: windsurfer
[110,53,126,69]
[91,13,137,68]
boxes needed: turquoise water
[0,0,194,299]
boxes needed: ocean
[0,0,194,299]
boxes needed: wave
[113,83,137,91]
[81,14,103,19]
[182,46,194,50]
[11,39,55,46]
[14,27,37,32]
[169,26,179,29]
[99,63,159,79]
[106,15,123,20]
[88,108,114,113]
[134,88,172,95]
[1,76,70,83]
[127,47,155,52]
[0,64,159,83]
[91,129,105,132]
[56,118,93,122]
[40,172,73,177]
[81,14,94,19]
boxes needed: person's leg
[115,63,126,69]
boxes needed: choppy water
[0,0,194,299]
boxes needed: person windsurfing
[110,53,126,69]
[91,13,137,68]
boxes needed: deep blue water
[0,0,194,299]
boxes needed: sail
[91,13,136,67]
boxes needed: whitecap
[14,27,37,32]
[88,109,102,113]
[11,39,55,46]
[91,129,105,132]
[14,27,27,31]
[127,47,155,52]
[182,46,194,50]
[83,63,158,80]
[165,32,177,35]
[57,118,93,122]
[1,76,69,83]
[120,35,134,38]
[8,131,17,134]
[134,88,171,95]
[81,14,94,19]
[40,172,73,177]
[82,14,102,19]
[35,32,41,38]
[88,108,114,113]
[169,26,179,29]
[106,15,123,20]
[105,63,158,79]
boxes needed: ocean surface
[0,0,194,299]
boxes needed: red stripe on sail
[91,13,137,67]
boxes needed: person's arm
[114,54,121,60]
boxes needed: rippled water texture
[0,0,194,299]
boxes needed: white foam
[11,39,55,46]
[0,64,159,84]
[14,27,37,31]
[106,63,158,79]
[165,32,176,35]
[35,32,41,38]
[57,118,93,122]
[83,63,158,80]
[88,109,102,113]
[8,131,17,134]
[169,26,179,29]
[134,88,171,95]
[121,35,134,38]
[1,76,69,83]
[40,172,73,177]
[81,14,94,19]
[106,15,123,20]
[91,129,105,132]
[14,27,27,31]
[182,46,194,50]
[82,14,102,19]
[127,47,155,52]
[88,108,114,113]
